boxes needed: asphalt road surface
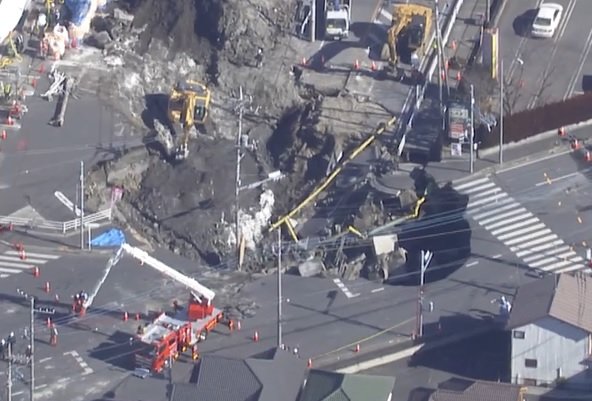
[0,70,142,220]
[498,0,592,111]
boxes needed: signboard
[448,105,469,140]
[451,142,462,157]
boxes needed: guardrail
[396,0,465,156]
[0,208,113,234]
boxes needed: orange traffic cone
[558,127,566,137]
[450,40,457,50]
[371,61,377,71]
[253,330,259,342]
[46,317,51,327]
[353,59,360,70]
[123,311,128,321]
[301,57,308,66]
[19,249,26,260]
[32,266,39,277]
[5,116,13,126]
[236,320,241,331]
[572,139,581,150]
[44,281,50,293]
[55,294,60,304]
[455,71,462,81]
[135,313,141,320]
[307,358,313,368]
[354,344,360,353]
[1,130,6,140]
[585,151,591,162]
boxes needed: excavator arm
[84,243,215,310]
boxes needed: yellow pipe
[347,225,365,239]
[285,220,299,242]
[270,117,397,232]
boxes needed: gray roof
[171,347,307,401]
[507,273,592,332]
[299,370,395,401]
[430,379,524,401]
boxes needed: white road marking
[491,254,502,259]
[63,350,94,375]
[4,251,60,259]
[371,287,385,293]
[38,357,52,363]
[0,267,26,274]
[466,261,479,267]
[332,278,360,299]
[0,255,50,264]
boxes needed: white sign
[451,142,462,157]
[54,191,81,216]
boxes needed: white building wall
[511,317,589,385]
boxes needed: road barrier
[0,208,112,235]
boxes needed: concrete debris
[232,190,275,250]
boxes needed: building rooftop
[299,370,395,401]
[507,273,592,332]
[430,378,524,401]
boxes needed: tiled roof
[299,370,394,401]
[507,273,592,332]
[430,379,523,401]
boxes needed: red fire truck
[80,243,226,373]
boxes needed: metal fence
[0,208,113,234]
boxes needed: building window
[513,330,525,339]
[525,359,538,368]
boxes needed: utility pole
[469,84,475,174]
[416,250,433,338]
[235,86,244,271]
[499,60,504,164]
[277,227,283,348]
[79,160,85,250]
[435,0,443,117]
[29,296,34,401]
[7,341,12,401]
[486,0,490,25]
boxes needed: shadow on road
[512,9,536,38]
[409,328,510,382]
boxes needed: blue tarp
[65,0,92,26]
[90,229,126,247]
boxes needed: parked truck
[325,0,351,40]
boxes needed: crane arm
[120,243,216,301]
[83,243,215,309]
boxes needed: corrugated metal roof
[430,380,523,401]
[507,273,592,332]
[299,370,394,401]
[192,355,261,401]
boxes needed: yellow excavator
[167,80,211,160]
[381,4,433,76]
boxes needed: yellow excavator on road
[381,4,433,75]
[167,80,211,160]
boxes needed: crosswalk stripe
[555,261,589,274]
[0,255,50,264]
[379,8,391,20]
[0,260,35,269]
[469,187,502,200]
[455,177,491,191]
[472,203,518,220]
[516,240,564,258]
[0,267,27,274]
[480,208,528,226]
[467,197,514,215]
[528,252,576,268]
[4,251,60,259]
[510,234,558,252]
[468,193,508,209]
[539,259,577,272]
[463,182,497,195]
[498,223,546,241]
[522,245,571,263]
[505,229,552,246]
[490,217,538,235]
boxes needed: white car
[531,3,564,38]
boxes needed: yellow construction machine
[167,80,211,160]
[381,4,433,75]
